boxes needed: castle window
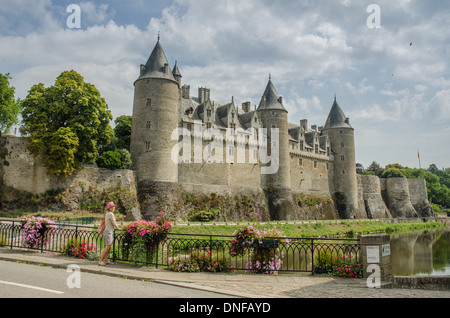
[207,109,211,117]
[339,130,343,134]
[327,147,330,156]
[228,145,234,156]
[315,145,318,154]
[146,80,150,84]
[206,123,211,129]
[145,142,150,152]
[342,170,345,175]
[341,142,345,148]
[231,113,235,119]
[314,161,318,168]
[326,163,329,170]
[299,158,303,167]
[300,140,304,151]
[341,155,345,161]
[146,121,151,129]
[230,123,236,135]
[272,124,276,129]
[146,98,151,106]
[254,117,257,123]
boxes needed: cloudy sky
[1,0,449,169]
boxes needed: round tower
[321,97,359,219]
[256,77,293,220]
[130,38,180,219]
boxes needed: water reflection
[390,229,450,276]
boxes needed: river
[390,228,450,276]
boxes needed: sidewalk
[0,248,449,298]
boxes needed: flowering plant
[230,226,288,274]
[245,227,288,274]
[21,216,58,249]
[72,242,101,260]
[248,208,262,223]
[229,226,263,256]
[314,250,362,278]
[123,213,172,263]
[333,252,362,278]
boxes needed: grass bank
[1,210,447,238]
[169,219,447,238]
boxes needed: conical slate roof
[137,39,176,82]
[256,78,287,112]
[172,61,182,77]
[323,97,352,129]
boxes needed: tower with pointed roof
[321,97,359,219]
[256,77,293,220]
[130,37,181,218]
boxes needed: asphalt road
[0,260,234,298]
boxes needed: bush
[95,150,122,170]
[72,242,101,261]
[187,208,218,222]
[314,250,362,278]
[168,250,230,273]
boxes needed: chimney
[182,85,190,99]
[300,119,307,130]
[242,101,251,113]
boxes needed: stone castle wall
[0,135,433,220]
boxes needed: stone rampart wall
[1,135,434,220]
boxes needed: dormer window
[146,98,151,106]
[207,109,211,117]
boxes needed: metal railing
[0,220,360,274]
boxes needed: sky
[1,0,449,170]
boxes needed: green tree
[380,167,407,178]
[0,73,21,132]
[20,70,113,178]
[95,148,131,170]
[366,161,384,177]
[113,115,132,151]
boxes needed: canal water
[390,228,450,276]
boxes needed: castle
[0,39,434,221]
[128,39,432,221]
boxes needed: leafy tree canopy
[20,70,113,178]
[0,73,21,132]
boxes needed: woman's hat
[106,202,117,209]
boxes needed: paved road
[0,260,233,298]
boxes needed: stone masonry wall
[1,135,433,221]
